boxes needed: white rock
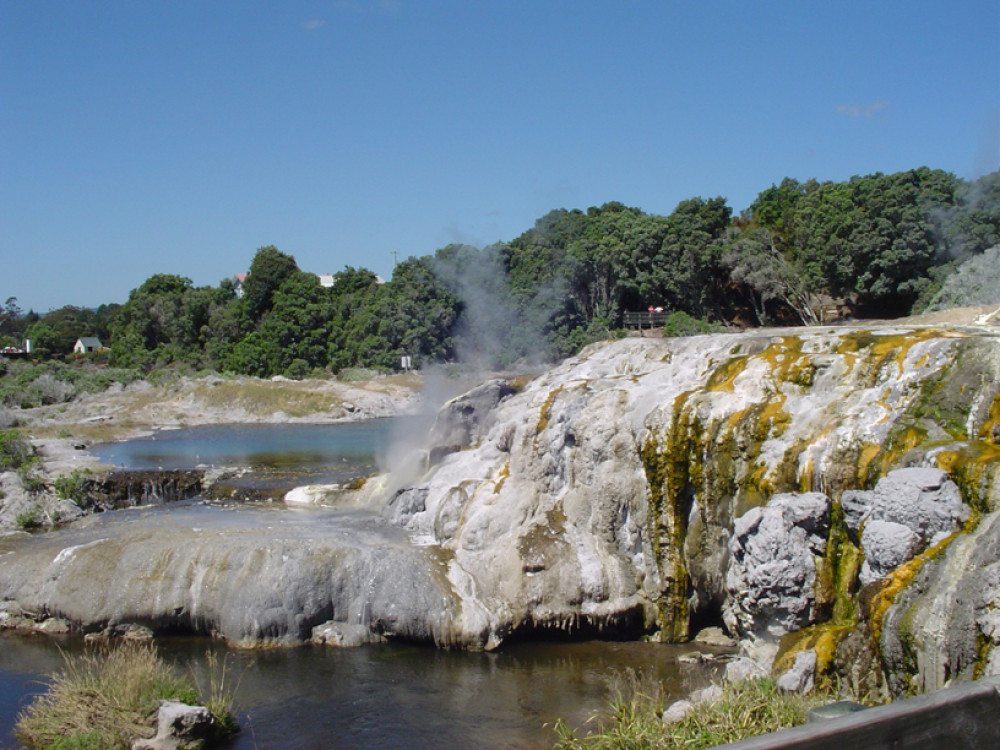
[311,621,385,647]
[726,492,831,640]
[859,520,922,586]
[724,656,768,683]
[776,649,817,694]
[691,684,723,704]
[132,700,216,750]
[662,699,694,724]
[692,626,737,648]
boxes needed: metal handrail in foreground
[717,675,1000,750]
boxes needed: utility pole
[391,250,399,269]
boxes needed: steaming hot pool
[0,420,722,749]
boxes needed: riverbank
[17,371,425,444]
[0,372,426,535]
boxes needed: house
[73,337,103,354]
[233,273,248,298]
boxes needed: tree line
[2,166,998,378]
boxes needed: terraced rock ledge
[2,322,999,702]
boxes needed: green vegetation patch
[52,470,92,505]
[15,642,238,750]
[554,674,822,750]
[0,428,35,471]
[641,426,694,642]
[15,504,42,529]
[0,360,141,409]
[935,442,1000,515]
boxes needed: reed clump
[553,671,821,750]
[187,650,245,737]
[15,642,238,750]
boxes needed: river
[0,422,722,749]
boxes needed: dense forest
[2,167,999,380]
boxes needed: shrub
[15,642,238,750]
[283,358,310,380]
[15,505,42,529]
[0,428,34,471]
[18,467,46,494]
[32,373,77,405]
[53,470,91,505]
[0,361,143,409]
[661,311,725,338]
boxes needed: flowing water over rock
[1,419,728,747]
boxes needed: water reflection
[0,635,723,750]
[2,421,727,748]
[89,421,412,491]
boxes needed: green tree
[565,202,660,326]
[364,257,460,369]
[242,246,299,323]
[745,178,821,244]
[642,196,733,319]
[256,271,333,374]
[791,168,959,316]
[0,297,26,343]
[38,306,102,354]
[721,227,819,325]
[109,274,214,369]
[23,321,62,356]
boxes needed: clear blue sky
[2,1,998,313]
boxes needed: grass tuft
[553,673,821,750]
[14,642,238,750]
[187,650,247,736]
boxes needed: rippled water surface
[1,634,722,749]
[90,419,421,490]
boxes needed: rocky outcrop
[0,471,85,532]
[725,493,830,655]
[424,379,516,466]
[0,467,204,534]
[776,649,818,694]
[843,468,969,586]
[131,700,217,750]
[0,504,468,647]
[1,324,999,698]
[876,510,1000,695]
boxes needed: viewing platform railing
[623,311,671,329]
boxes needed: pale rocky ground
[20,372,424,441]
[2,308,1000,699]
[0,372,425,533]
